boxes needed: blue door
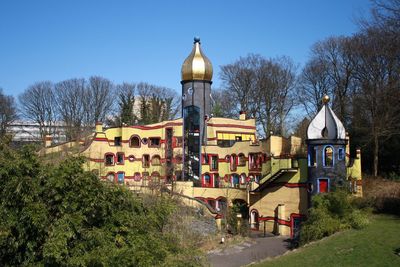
[118,173,124,184]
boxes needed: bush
[0,144,204,266]
[348,210,370,229]
[299,190,369,245]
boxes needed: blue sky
[0,0,371,97]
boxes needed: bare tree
[54,79,86,141]
[210,88,237,118]
[0,89,18,138]
[297,58,331,117]
[82,76,114,128]
[136,82,179,125]
[220,55,258,116]
[220,54,297,137]
[110,82,136,126]
[351,28,400,177]
[311,36,356,126]
[18,81,57,139]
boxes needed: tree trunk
[373,134,379,177]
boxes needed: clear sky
[0,0,371,97]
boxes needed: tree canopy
[0,144,203,266]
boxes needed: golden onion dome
[181,37,213,81]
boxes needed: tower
[306,95,347,194]
[181,37,213,185]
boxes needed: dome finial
[181,38,213,81]
[322,95,330,104]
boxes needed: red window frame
[104,153,115,166]
[116,152,125,165]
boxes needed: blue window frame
[117,172,125,184]
[338,148,345,161]
[323,145,334,167]
[308,146,317,167]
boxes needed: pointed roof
[181,37,213,82]
[307,95,346,140]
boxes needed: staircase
[251,157,298,193]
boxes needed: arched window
[240,173,247,184]
[130,135,140,147]
[231,174,239,187]
[106,172,115,182]
[238,153,246,166]
[323,146,334,167]
[151,155,161,166]
[230,154,237,171]
[134,172,141,181]
[151,172,160,184]
[202,173,212,187]
[105,153,115,166]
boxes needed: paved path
[207,233,290,267]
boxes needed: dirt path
[207,233,290,267]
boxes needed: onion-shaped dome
[307,95,346,140]
[181,37,213,81]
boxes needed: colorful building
[42,38,362,237]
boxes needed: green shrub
[348,210,370,229]
[300,207,340,245]
[300,190,369,246]
[0,144,203,266]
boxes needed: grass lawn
[256,214,400,267]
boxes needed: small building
[42,38,362,237]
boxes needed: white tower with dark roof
[306,95,348,195]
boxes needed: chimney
[95,122,103,133]
[239,111,246,120]
[44,134,52,148]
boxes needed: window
[149,137,161,147]
[240,173,247,184]
[142,172,149,181]
[214,173,219,188]
[117,172,124,184]
[249,153,261,170]
[238,153,246,166]
[323,146,334,167]
[142,154,150,168]
[114,136,122,146]
[105,154,114,166]
[203,173,212,187]
[151,155,161,166]
[201,154,209,164]
[130,135,140,147]
[107,172,115,182]
[210,155,218,170]
[231,174,240,188]
[230,154,237,171]
[309,146,317,167]
[151,172,160,184]
[338,148,345,161]
[235,136,242,141]
[116,152,124,164]
[134,172,141,181]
